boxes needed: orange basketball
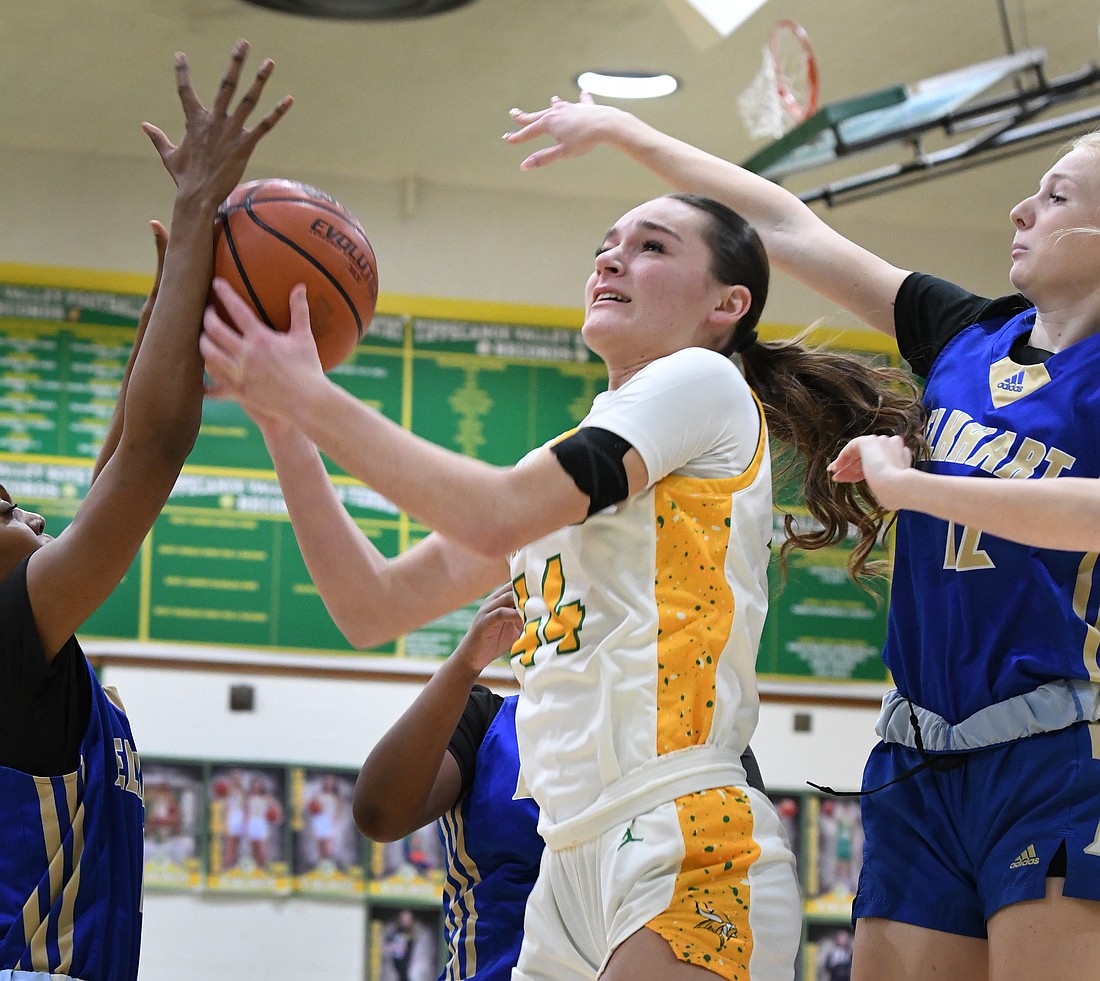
[213,178,379,370]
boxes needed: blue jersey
[437,694,542,981]
[0,564,144,980]
[888,275,1100,722]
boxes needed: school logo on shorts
[1009,844,1041,869]
[694,901,738,949]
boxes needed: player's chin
[1006,260,1029,294]
[579,325,612,363]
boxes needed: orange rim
[769,19,820,123]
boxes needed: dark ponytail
[670,192,926,583]
[741,337,925,583]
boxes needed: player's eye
[642,239,666,253]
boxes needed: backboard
[742,47,1100,205]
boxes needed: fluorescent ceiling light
[575,71,679,100]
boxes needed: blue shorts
[853,721,1100,938]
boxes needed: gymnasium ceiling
[6,0,1100,246]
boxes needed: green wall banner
[0,273,891,683]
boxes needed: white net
[737,47,791,140]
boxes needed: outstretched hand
[143,39,293,203]
[828,434,915,511]
[452,582,523,675]
[503,93,625,170]
[200,279,325,418]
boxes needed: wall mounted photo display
[368,905,442,981]
[142,758,206,890]
[803,922,855,981]
[768,790,802,875]
[803,794,863,917]
[205,762,292,894]
[290,765,366,897]
[369,823,446,902]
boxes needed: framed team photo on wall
[768,791,803,874]
[803,795,863,917]
[803,922,855,981]
[367,905,442,981]
[369,823,446,902]
[290,766,366,897]
[205,763,292,894]
[142,758,206,890]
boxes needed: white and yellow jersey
[508,347,772,837]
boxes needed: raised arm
[353,583,521,841]
[26,41,291,658]
[91,220,168,485]
[505,97,909,336]
[256,416,508,648]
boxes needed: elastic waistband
[876,679,1100,753]
[537,744,747,851]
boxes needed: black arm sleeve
[895,272,1031,379]
[446,684,505,801]
[550,426,634,516]
[741,744,766,794]
[0,557,90,775]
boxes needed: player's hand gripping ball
[213,178,379,370]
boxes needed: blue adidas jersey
[437,695,542,981]
[0,624,144,977]
[887,299,1100,722]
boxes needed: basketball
[212,178,379,371]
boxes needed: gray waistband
[876,679,1100,753]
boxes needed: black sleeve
[740,744,766,794]
[0,557,90,775]
[446,684,504,800]
[550,426,634,516]
[894,272,1031,379]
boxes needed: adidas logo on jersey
[1009,844,1041,869]
[996,370,1025,393]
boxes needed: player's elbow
[128,404,202,462]
[333,617,383,652]
[458,488,539,557]
[461,519,527,560]
[352,796,408,843]
[332,610,405,652]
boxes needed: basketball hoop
[738,19,820,140]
